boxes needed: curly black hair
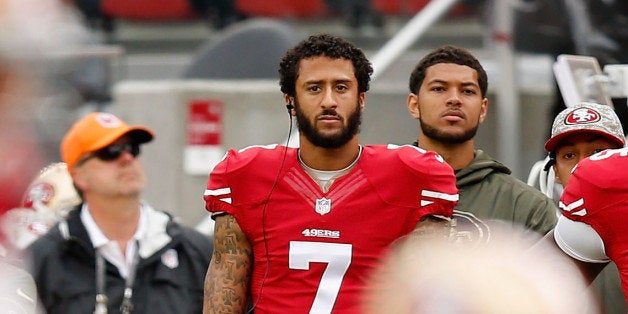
[279,34,373,97]
[408,45,488,97]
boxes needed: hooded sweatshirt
[453,150,557,235]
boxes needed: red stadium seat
[372,0,430,15]
[101,0,198,20]
[235,0,328,18]
[372,0,468,17]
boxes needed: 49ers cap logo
[545,102,625,152]
[95,113,123,128]
[564,108,600,125]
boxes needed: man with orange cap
[25,112,213,314]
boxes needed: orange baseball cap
[61,112,154,171]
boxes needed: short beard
[419,117,478,144]
[294,100,362,149]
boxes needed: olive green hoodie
[454,150,557,235]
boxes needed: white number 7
[289,241,352,314]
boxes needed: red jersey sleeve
[203,144,293,216]
[559,149,628,254]
[360,145,458,220]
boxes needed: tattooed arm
[411,215,454,240]
[203,214,252,314]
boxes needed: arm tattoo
[411,215,454,240]
[204,214,252,314]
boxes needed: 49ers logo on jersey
[315,198,331,215]
[450,210,491,248]
[302,228,340,239]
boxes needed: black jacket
[25,204,212,314]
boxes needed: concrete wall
[111,79,553,226]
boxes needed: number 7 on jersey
[289,241,352,314]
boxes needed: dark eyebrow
[427,79,479,88]
[304,79,353,85]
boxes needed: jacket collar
[59,203,177,258]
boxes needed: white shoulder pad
[553,215,609,263]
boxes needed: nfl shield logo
[161,249,179,269]
[315,198,332,215]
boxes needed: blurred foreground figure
[364,224,600,314]
[1,163,81,255]
[0,0,89,216]
[0,0,90,312]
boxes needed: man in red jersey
[553,147,628,304]
[202,34,459,313]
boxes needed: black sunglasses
[95,142,141,161]
[79,142,141,166]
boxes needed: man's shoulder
[478,170,554,199]
[212,144,296,174]
[227,144,293,162]
[498,172,552,194]
[362,144,449,169]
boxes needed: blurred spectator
[0,0,89,233]
[0,259,38,314]
[1,163,80,257]
[364,223,600,313]
[0,0,91,312]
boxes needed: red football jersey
[204,144,458,313]
[559,148,628,302]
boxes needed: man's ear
[407,93,420,119]
[359,92,365,111]
[284,95,295,114]
[479,98,488,123]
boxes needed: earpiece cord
[246,106,294,314]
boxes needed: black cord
[246,109,294,313]
[543,153,556,172]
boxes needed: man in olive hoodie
[406,46,557,242]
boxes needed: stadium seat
[235,0,328,18]
[372,0,430,15]
[182,18,301,79]
[101,0,197,20]
[372,0,468,17]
